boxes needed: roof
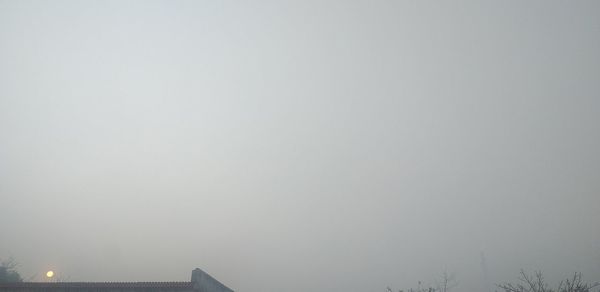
[0,281,193,289]
[0,268,233,292]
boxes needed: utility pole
[480,252,492,292]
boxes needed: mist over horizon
[1,1,599,291]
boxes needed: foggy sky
[1,1,599,291]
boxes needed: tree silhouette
[497,270,599,292]
[0,258,22,283]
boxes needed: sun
[46,270,54,278]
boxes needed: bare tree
[556,272,600,292]
[436,270,458,292]
[497,270,599,292]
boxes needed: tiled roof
[0,281,193,289]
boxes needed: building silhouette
[0,268,233,292]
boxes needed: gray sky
[1,1,599,291]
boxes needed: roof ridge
[1,281,192,283]
[0,281,194,288]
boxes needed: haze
[1,1,599,291]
